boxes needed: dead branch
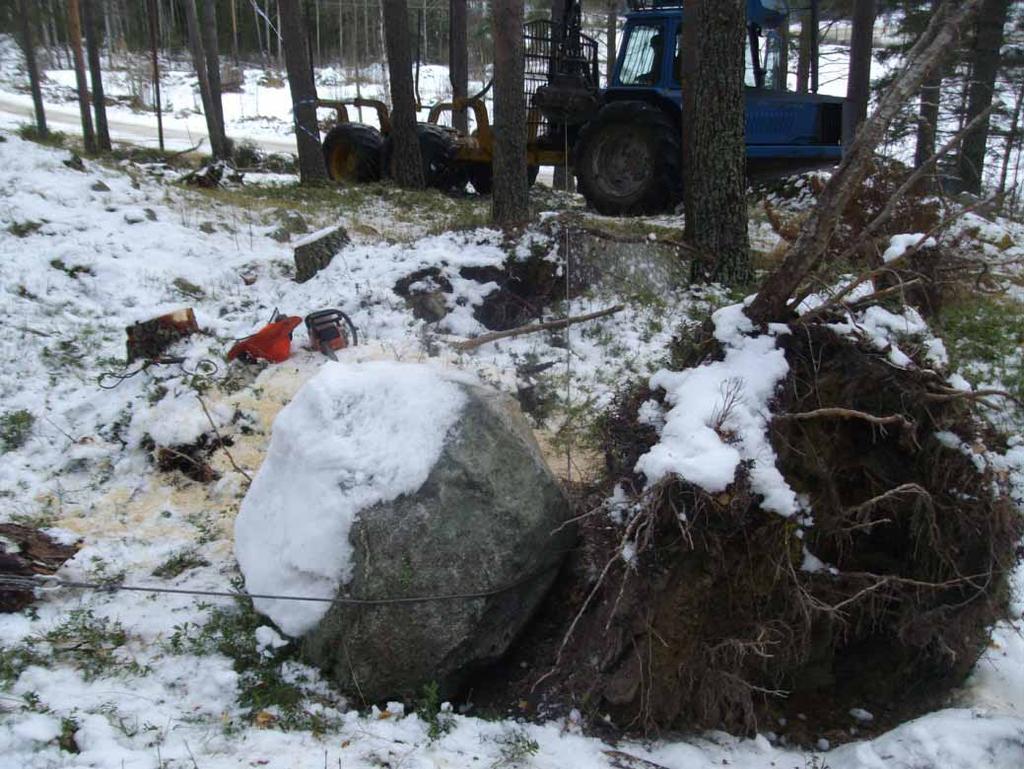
[776,407,915,434]
[845,483,932,518]
[924,388,1023,407]
[196,394,253,483]
[452,305,624,352]
[746,0,984,326]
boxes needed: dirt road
[0,94,297,155]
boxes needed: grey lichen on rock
[293,224,351,283]
[300,382,573,703]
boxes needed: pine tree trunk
[82,0,110,151]
[279,0,328,183]
[146,0,164,151]
[449,0,468,134]
[199,0,228,155]
[914,0,943,173]
[681,0,698,234]
[18,0,49,137]
[183,0,227,159]
[997,74,1024,204]
[605,0,616,86]
[550,0,574,191]
[491,0,528,225]
[796,7,811,93]
[957,0,1011,194]
[689,0,750,286]
[67,0,96,153]
[777,18,789,88]
[230,0,239,64]
[382,0,425,188]
[844,0,876,140]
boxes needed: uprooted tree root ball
[509,324,1020,743]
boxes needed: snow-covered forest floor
[2,14,1024,768]
[0,115,1023,768]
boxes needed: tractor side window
[618,25,663,87]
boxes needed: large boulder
[234,361,572,702]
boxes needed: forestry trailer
[317,0,846,216]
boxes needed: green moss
[166,582,340,732]
[152,548,210,579]
[937,294,1024,401]
[0,410,34,452]
[17,124,67,147]
[7,220,43,237]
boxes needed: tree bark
[146,0,164,151]
[745,0,984,326]
[383,0,425,188]
[18,0,49,137]
[183,0,228,159]
[956,0,1011,194]
[688,0,750,286]
[279,0,328,183]
[82,0,110,151]
[230,0,239,64]
[914,0,943,172]
[605,0,617,86]
[449,0,468,134]
[681,0,698,235]
[67,0,96,152]
[199,0,227,155]
[796,6,812,93]
[550,0,574,191]
[491,0,529,225]
[844,0,877,140]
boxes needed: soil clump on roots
[483,323,1020,745]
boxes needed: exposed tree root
[504,323,1019,743]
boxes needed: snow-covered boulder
[234,361,572,702]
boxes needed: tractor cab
[561,0,847,214]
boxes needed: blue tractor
[530,0,846,215]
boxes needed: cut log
[125,308,199,362]
[0,524,80,612]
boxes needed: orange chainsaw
[227,311,303,363]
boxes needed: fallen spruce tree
[497,0,1021,741]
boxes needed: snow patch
[635,302,800,516]
[883,233,935,263]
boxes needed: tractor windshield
[618,24,663,86]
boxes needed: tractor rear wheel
[574,101,681,216]
[322,123,384,183]
[384,123,466,192]
[466,163,540,195]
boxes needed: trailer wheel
[322,123,383,183]
[575,101,681,216]
[466,163,540,196]
[384,124,466,192]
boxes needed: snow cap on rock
[234,361,469,637]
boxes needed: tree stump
[293,224,350,283]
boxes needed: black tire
[466,162,540,196]
[322,123,383,183]
[574,101,681,216]
[383,123,466,192]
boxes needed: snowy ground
[0,116,1023,769]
